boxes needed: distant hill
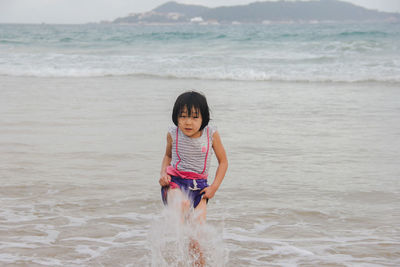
[153,1,209,18]
[113,0,400,24]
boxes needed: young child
[159,91,228,223]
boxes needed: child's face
[178,106,203,138]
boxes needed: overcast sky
[0,0,399,24]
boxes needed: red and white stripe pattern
[168,125,216,179]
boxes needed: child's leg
[189,198,207,266]
[189,238,205,267]
[167,188,191,222]
[194,198,207,224]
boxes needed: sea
[0,22,399,266]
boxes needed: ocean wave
[1,23,398,84]
[59,37,74,42]
[338,30,390,38]
[1,51,398,83]
[0,39,28,45]
[1,68,399,84]
[148,31,218,40]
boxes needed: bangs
[177,103,200,117]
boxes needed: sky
[0,0,399,24]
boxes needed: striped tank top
[167,125,216,179]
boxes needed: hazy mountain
[153,1,210,18]
[113,0,400,24]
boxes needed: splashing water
[148,192,227,266]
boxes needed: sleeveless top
[167,125,216,179]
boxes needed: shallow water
[1,75,399,266]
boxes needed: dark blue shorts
[161,176,208,208]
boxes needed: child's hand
[159,174,171,187]
[200,185,217,200]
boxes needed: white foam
[62,237,115,246]
[0,253,63,266]
[0,206,39,223]
[114,229,146,240]
[63,215,90,227]
[0,52,399,83]
[1,66,399,83]
[19,227,59,245]
[46,189,60,195]
[32,257,63,266]
[224,231,284,245]
[104,212,154,222]
[0,242,39,250]
[270,244,314,257]
[0,253,20,264]
[75,245,108,259]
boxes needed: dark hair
[172,91,210,131]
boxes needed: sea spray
[148,192,227,266]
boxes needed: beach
[1,22,400,266]
[1,74,399,266]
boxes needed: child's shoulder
[168,125,177,133]
[206,125,218,139]
[207,124,217,132]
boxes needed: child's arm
[201,131,228,199]
[159,133,172,187]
